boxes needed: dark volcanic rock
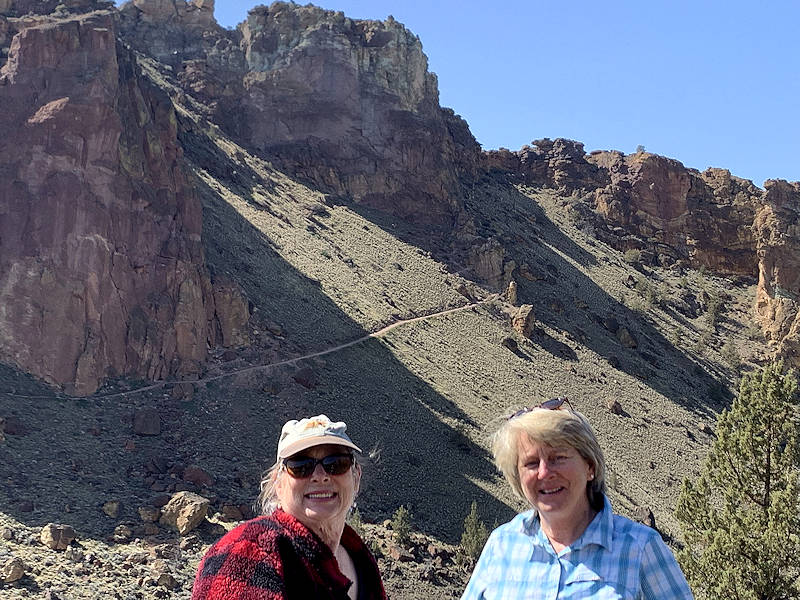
[486,138,609,192]
[0,9,247,394]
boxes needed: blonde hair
[255,461,282,515]
[492,408,606,510]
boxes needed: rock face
[754,180,800,361]
[587,152,760,274]
[118,0,224,69]
[119,0,481,226]
[487,138,609,192]
[0,9,247,395]
[492,139,800,365]
[489,142,762,274]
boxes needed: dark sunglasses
[507,396,573,420]
[283,453,355,479]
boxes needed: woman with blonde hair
[192,414,386,600]
[462,398,693,599]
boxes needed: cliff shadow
[469,180,733,415]
[346,175,731,417]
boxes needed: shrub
[633,276,660,310]
[391,505,412,547]
[745,321,764,341]
[720,339,740,370]
[458,501,489,565]
[705,290,723,327]
[348,507,365,539]
[694,330,712,354]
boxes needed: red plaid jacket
[191,509,386,600]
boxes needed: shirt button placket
[548,555,564,600]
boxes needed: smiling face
[517,434,594,526]
[275,443,361,534]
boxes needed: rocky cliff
[488,142,762,274]
[118,0,481,226]
[0,5,247,395]
[1,0,799,394]
[754,180,800,362]
[488,140,800,363]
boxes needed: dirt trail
[5,295,500,400]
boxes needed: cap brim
[278,435,361,459]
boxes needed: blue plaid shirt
[461,496,693,599]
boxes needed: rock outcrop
[754,180,800,360]
[487,138,609,192]
[117,0,225,68]
[0,9,247,395]
[587,152,761,274]
[118,0,482,226]
[490,139,800,365]
[488,141,762,274]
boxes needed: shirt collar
[572,495,613,551]
[520,495,614,554]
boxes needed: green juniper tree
[458,501,489,566]
[391,505,413,547]
[675,361,800,600]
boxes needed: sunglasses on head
[282,453,355,479]
[507,396,573,420]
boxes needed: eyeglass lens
[284,453,354,478]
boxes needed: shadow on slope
[472,180,731,414]
[349,174,730,416]
[0,171,516,549]
[193,171,516,540]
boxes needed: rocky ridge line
[486,140,800,363]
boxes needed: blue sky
[118,1,799,186]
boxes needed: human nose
[537,459,553,479]
[310,461,330,480]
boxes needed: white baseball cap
[277,414,361,459]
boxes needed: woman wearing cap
[192,414,386,600]
[461,398,693,599]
